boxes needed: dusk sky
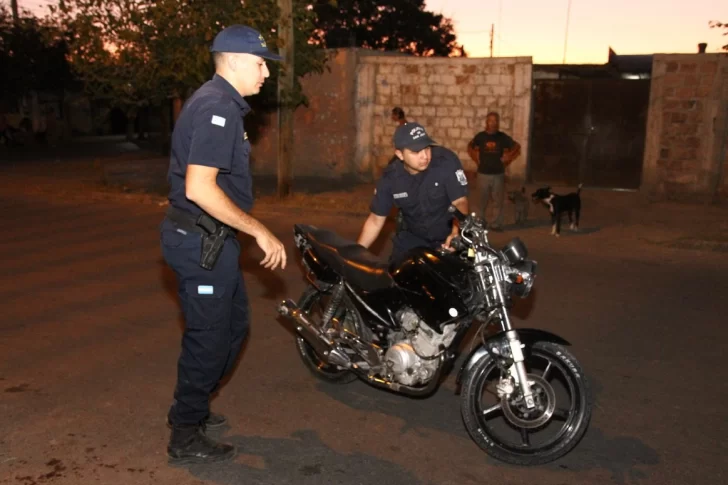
[17,0,727,64]
[426,0,727,63]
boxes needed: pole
[490,24,494,58]
[277,0,294,198]
[562,0,572,64]
[11,0,19,23]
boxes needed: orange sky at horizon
[427,0,727,63]
[14,0,728,64]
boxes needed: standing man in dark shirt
[358,122,469,264]
[160,24,286,464]
[468,112,521,231]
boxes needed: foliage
[50,0,329,116]
[310,0,465,57]
[0,4,77,100]
[709,21,728,51]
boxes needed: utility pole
[490,24,494,58]
[277,0,294,198]
[562,0,572,64]
[11,0,19,23]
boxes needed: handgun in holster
[196,213,232,271]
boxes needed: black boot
[167,412,228,430]
[167,424,236,464]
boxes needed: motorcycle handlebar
[449,236,466,252]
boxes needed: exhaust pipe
[277,299,351,368]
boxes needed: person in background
[467,112,521,231]
[391,107,407,126]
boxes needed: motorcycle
[276,207,592,465]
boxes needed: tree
[0,5,77,107]
[51,0,164,140]
[709,21,728,51]
[51,0,329,144]
[310,0,465,57]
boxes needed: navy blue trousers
[160,218,249,426]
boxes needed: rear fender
[454,329,570,394]
[294,229,340,288]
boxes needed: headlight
[501,237,528,265]
[509,260,537,298]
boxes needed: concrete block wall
[353,55,533,183]
[642,54,728,201]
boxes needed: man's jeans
[477,173,505,228]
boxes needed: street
[1,189,727,485]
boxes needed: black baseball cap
[210,25,283,61]
[393,122,437,151]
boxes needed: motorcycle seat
[294,224,394,292]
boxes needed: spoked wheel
[294,286,358,384]
[461,342,592,465]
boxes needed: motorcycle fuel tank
[390,248,472,333]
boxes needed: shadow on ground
[182,429,429,485]
[313,370,658,484]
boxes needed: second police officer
[357,122,470,263]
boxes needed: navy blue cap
[393,122,437,151]
[210,25,282,61]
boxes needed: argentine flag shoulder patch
[197,285,214,295]
[211,115,226,127]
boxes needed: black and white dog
[531,184,582,237]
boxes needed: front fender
[454,328,570,394]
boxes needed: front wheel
[460,342,592,465]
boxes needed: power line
[457,29,492,35]
[497,0,502,56]
[563,0,572,64]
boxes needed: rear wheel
[460,342,592,465]
[295,286,358,384]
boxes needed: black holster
[165,206,236,271]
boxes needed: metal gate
[528,79,650,189]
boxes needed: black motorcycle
[276,208,592,465]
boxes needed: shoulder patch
[456,169,468,186]
[393,192,408,199]
[211,115,226,127]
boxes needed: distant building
[533,47,653,80]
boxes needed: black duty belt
[165,205,237,236]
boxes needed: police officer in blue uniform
[357,122,470,263]
[159,25,287,464]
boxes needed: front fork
[506,331,536,409]
[475,254,536,409]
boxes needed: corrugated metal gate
[528,79,650,189]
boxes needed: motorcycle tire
[460,341,592,466]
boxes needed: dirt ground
[2,151,727,252]
[2,148,728,485]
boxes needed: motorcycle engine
[385,309,457,387]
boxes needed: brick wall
[353,55,532,182]
[642,54,728,201]
[249,49,360,178]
